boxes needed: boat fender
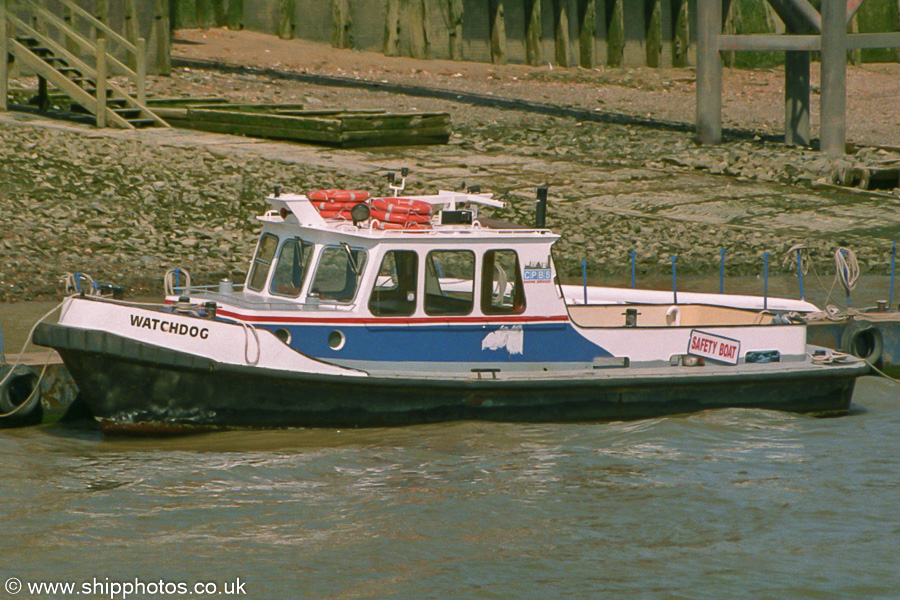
[665,305,681,326]
[0,364,43,425]
[840,320,883,365]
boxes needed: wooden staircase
[1,0,167,129]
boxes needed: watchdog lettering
[130,314,209,339]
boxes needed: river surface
[0,378,898,599]
[2,277,900,599]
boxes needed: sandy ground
[173,28,900,149]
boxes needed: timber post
[197,0,215,29]
[646,0,663,68]
[524,0,542,66]
[673,0,690,68]
[448,0,464,61]
[489,0,506,64]
[227,0,243,30]
[154,0,171,75]
[820,0,848,156]
[1,0,7,112]
[137,37,147,106]
[92,0,108,44]
[332,0,352,49]
[784,49,810,146]
[125,0,139,70]
[696,0,723,145]
[607,0,624,67]
[278,0,295,40]
[96,38,108,128]
[384,0,400,56]
[554,0,570,67]
[577,0,595,68]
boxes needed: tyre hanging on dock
[0,364,43,427]
[840,320,884,366]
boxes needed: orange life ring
[371,197,433,215]
[369,208,431,225]
[307,189,370,203]
[371,220,430,231]
[311,200,362,210]
[318,208,353,220]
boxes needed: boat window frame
[247,232,280,293]
[269,236,316,298]
[308,243,369,304]
[481,248,526,315]
[424,249,476,317]
[368,249,420,317]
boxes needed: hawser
[32,175,867,432]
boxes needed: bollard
[796,248,804,300]
[630,250,636,289]
[671,255,678,305]
[763,252,769,311]
[582,259,588,305]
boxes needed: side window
[424,250,474,316]
[247,233,279,292]
[481,250,525,315]
[309,245,368,302]
[270,238,314,297]
[369,250,418,316]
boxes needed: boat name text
[130,314,209,339]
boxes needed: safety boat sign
[687,330,741,365]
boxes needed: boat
[32,179,868,432]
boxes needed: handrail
[52,0,136,54]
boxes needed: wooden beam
[197,0,215,29]
[718,32,900,51]
[96,38,108,128]
[125,0,139,70]
[524,0,542,66]
[645,0,662,68]
[489,0,507,64]
[673,0,690,67]
[92,0,108,43]
[154,0,171,75]
[785,50,810,146]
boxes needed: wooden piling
[784,49,810,146]
[672,0,690,68]
[645,0,662,68]
[696,0,723,145]
[489,0,506,64]
[554,0,570,67]
[154,0,171,75]
[332,0,352,49]
[448,0,464,61]
[96,38,108,128]
[63,4,78,56]
[524,0,542,66]
[409,0,430,59]
[384,0,400,56]
[607,0,624,67]
[1,0,7,112]
[577,0,595,68]
[92,0,108,43]
[125,0,139,70]
[820,0,848,156]
[227,0,243,30]
[197,0,215,29]
[137,37,147,106]
[278,0,295,40]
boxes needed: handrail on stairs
[1,0,147,106]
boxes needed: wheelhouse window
[424,250,474,316]
[481,250,525,315]
[369,250,418,316]
[270,237,314,297]
[247,233,279,292]
[309,245,368,302]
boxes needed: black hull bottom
[55,349,858,432]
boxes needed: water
[2,278,899,598]
[1,378,898,599]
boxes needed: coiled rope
[240,321,261,366]
[163,268,192,296]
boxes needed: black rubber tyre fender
[0,364,43,425]
[840,320,884,366]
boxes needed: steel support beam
[696,0,722,145]
[820,0,847,156]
